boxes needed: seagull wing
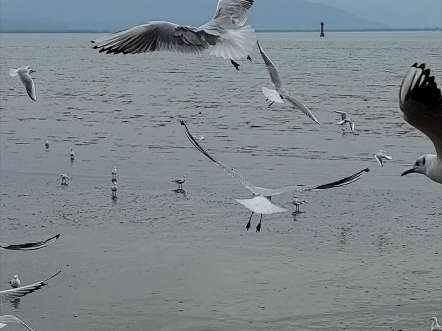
[334,110,347,120]
[91,21,210,55]
[257,41,283,90]
[0,316,34,331]
[0,271,61,305]
[399,63,442,157]
[261,168,370,197]
[282,93,321,125]
[180,120,261,195]
[18,71,36,101]
[236,196,287,215]
[374,154,383,167]
[200,0,255,29]
[0,234,60,251]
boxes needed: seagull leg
[268,101,275,107]
[230,59,240,71]
[246,212,253,231]
[247,55,252,62]
[256,214,263,232]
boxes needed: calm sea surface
[0,32,441,331]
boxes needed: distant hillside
[0,0,389,32]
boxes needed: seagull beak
[401,168,416,176]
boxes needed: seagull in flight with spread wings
[399,63,442,184]
[257,41,321,125]
[0,271,61,306]
[0,234,60,251]
[91,0,256,71]
[180,120,369,232]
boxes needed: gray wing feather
[180,121,261,195]
[0,271,61,305]
[0,234,60,251]
[283,93,322,125]
[257,41,283,89]
[262,168,370,197]
[399,63,442,156]
[334,110,347,120]
[91,21,210,55]
[200,0,255,29]
[18,71,36,101]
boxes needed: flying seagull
[180,120,369,232]
[399,63,442,183]
[0,234,60,251]
[0,315,34,331]
[9,66,37,101]
[256,41,321,125]
[0,271,61,306]
[91,0,256,70]
[335,110,355,132]
[374,150,392,167]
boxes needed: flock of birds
[5,0,442,329]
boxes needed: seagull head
[29,69,36,74]
[401,154,432,177]
[431,317,437,322]
[13,275,18,279]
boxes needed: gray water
[0,32,441,331]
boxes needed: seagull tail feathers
[210,25,256,61]
[262,86,284,103]
[9,68,18,77]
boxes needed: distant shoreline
[0,28,440,34]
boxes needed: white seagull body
[172,175,186,190]
[91,0,256,70]
[257,41,321,125]
[292,195,307,212]
[9,276,20,289]
[181,120,369,232]
[399,63,442,184]
[0,271,61,306]
[431,317,442,331]
[45,140,49,148]
[9,66,37,101]
[0,315,34,331]
[335,110,355,132]
[112,166,117,176]
[374,150,392,167]
[0,234,60,251]
[111,182,118,197]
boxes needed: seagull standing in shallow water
[8,276,20,289]
[292,196,306,212]
[398,63,442,184]
[45,140,49,149]
[91,0,257,71]
[0,315,34,331]
[9,66,37,101]
[60,174,69,185]
[172,175,186,190]
[181,120,369,232]
[335,111,355,132]
[70,149,75,161]
[256,41,321,125]
[111,182,118,198]
[374,150,392,167]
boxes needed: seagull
[70,149,75,161]
[431,317,442,331]
[292,195,307,212]
[399,63,442,184]
[180,120,369,232]
[0,271,61,306]
[374,150,392,167]
[45,140,49,148]
[0,315,34,331]
[199,136,205,141]
[172,175,186,190]
[335,111,355,132]
[91,0,257,71]
[60,174,69,185]
[112,166,117,177]
[256,41,321,125]
[0,234,60,251]
[111,182,118,198]
[8,276,20,289]
[9,66,37,101]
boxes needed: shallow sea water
[0,31,441,330]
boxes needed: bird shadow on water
[12,298,20,310]
[172,188,186,197]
